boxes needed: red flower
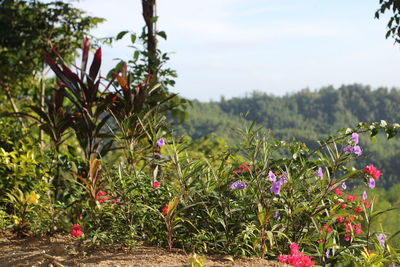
[363,201,371,208]
[152,181,160,189]
[71,228,84,237]
[111,198,121,203]
[333,188,344,196]
[70,224,84,237]
[290,242,299,253]
[353,207,363,214]
[323,225,332,232]
[95,190,107,199]
[344,234,351,241]
[336,216,344,223]
[98,197,109,203]
[162,203,169,215]
[363,164,383,179]
[232,169,241,175]
[71,224,81,230]
[340,204,347,210]
[354,224,362,235]
[112,95,118,102]
[347,194,357,202]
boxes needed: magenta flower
[230,181,247,190]
[351,133,359,144]
[362,191,367,200]
[316,167,323,179]
[368,178,376,189]
[270,181,281,195]
[156,138,165,147]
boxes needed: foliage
[0,0,103,85]
[376,0,400,44]
[0,0,103,94]
[179,85,400,188]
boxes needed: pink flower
[111,198,121,203]
[364,164,383,179]
[278,243,315,267]
[152,181,160,189]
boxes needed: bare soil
[0,233,288,267]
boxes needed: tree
[0,0,103,116]
[376,0,400,44]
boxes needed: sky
[72,0,400,101]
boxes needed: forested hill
[177,84,400,188]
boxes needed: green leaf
[157,31,167,40]
[116,30,129,40]
[130,33,136,44]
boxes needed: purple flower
[362,191,368,200]
[341,182,347,190]
[353,145,362,156]
[268,171,276,182]
[325,249,330,258]
[282,171,289,179]
[279,176,288,185]
[343,146,353,154]
[230,181,247,190]
[389,264,397,267]
[316,167,323,179]
[270,181,281,195]
[368,178,376,189]
[378,233,386,247]
[351,133,359,144]
[274,211,280,219]
[157,138,165,147]
[343,145,362,156]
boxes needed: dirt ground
[0,233,289,267]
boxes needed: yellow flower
[26,191,40,205]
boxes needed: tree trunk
[2,86,26,128]
[141,0,157,76]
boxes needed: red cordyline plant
[43,38,115,161]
